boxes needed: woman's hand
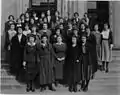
[57,58,61,61]
[23,61,26,67]
[110,44,113,50]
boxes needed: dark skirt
[82,55,91,81]
[67,61,82,85]
[55,60,64,80]
[38,55,54,85]
[25,63,38,81]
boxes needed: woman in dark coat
[67,35,82,92]
[36,34,56,91]
[81,34,92,92]
[53,36,67,85]
[23,34,38,92]
[10,26,26,78]
[86,27,97,79]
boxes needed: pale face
[9,16,14,21]
[57,36,62,43]
[32,27,36,32]
[30,18,34,24]
[104,24,108,30]
[25,13,29,18]
[42,36,47,43]
[33,13,37,17]
[43,24,48,29]
[68,23,72,29]
[10,24,15,30]
[55,11,59,17]
[17,19,21,24]
[73,30,78,35]
[81,24,85,30]
[94,24,99,31]
[86,28,90,34]
[47,10,50,15]
[25,25,29,30]
[56,29,61,35]
[72,37,77,44]
[41,13,45,18]
[82,36,87,43]
[59,25,64,30]
[29,36,35,43]
[18,28,23,34]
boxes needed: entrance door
[87,1,109,31]
[97,1,109,31]
[28,0,57,17]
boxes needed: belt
[103,38,109,40]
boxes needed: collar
[27,42,36,46]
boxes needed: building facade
[1,0,120,55]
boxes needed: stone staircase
[1,50,120,94]
[1,62,26,92]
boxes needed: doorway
[88,1,109,31]
[28,0,57,17]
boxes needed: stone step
[1,85,26,90]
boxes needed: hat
[27,33,36,41]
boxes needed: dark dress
[81,42,92,81]
[24,43,38,81]
[67,44,82,85]
[87,33,97,74]
[10,34,26,75]
[36,43,55,85]
[53,43,67,80]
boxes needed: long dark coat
[81,42,92,81]
[87,33,97,74]
[10,34,26,74]
[66,44,82,85]
[53,43,67,80]
[36,43,55,85]
[23,43,38,81]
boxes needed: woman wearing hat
[36,34,56,92]
[23,34,38,92]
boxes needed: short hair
[74,12,79,16]
[10,23,15,27]
[55,11,60,15]
[41,34,48,39]
[27,34,36,41]
[17,26,22,30]
[20,13,25,18]
[104,23,110,28]
[8,15,14,20]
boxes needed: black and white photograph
[1,0,120,95]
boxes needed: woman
[67,36,82,92]
[101,23,113,73]
[23,34,38,92]
[86,27,97,79]
[10,26,26,78]
[36,34,56,91]
[50,28,62,44]
[53,36,67,86]
[92,24,102,70]
[4,23,17,65]
[81,34,91,92]
[5,15,15,33]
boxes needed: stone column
[112,1,120,47]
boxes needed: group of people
[4,10,113,93]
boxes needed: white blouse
[101,29,110,39]
[8,30,17,40]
